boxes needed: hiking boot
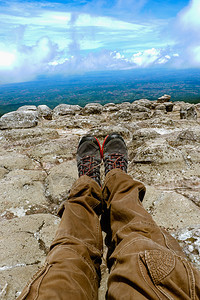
[77,135,102,186]
[102,133,128,176]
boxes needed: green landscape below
[0,69,199,116]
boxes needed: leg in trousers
[102,168,200,300]
[17,175,103,300]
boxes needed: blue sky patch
[0,0,199,84]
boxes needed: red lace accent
[78,155,100,179]
[104,153,127,173]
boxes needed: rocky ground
[0,96,200,299]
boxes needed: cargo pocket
[139,249,195,300]
[144,249,175,285]
[17,263,52,300]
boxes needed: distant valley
[0,68,200,116]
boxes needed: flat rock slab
[0,170,47,216]
[0,214,59,299]
[0,153,36,171]
[45,160,78,204]
[28,136,79,164]
[0,111,38,129]
[143,187,200,230]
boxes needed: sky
[0,0,199,84]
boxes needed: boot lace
[104,153,128,175]
[78,155,101,183]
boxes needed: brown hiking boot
[76,135,102,186]
[102,133,128,175]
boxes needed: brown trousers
[18,169,200,299]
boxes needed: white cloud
[0,37,60,84]
[112,51,125,59]
[174,0,200,67]
[190,45,200,64]
[0,51,16,68]
[0,0,199,83]
[49,57,70,66]
[131,48,161,67]
[178,0,200,30]
[134,49,156,66]
[173,53,179,57]
[0,0,169,84]
[0,41,180,84]
[47,47,179,76]
[76,13,147,31]
[0,1,164,52]
[47,50,133,74]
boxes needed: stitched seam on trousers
[18,263,49,299]
[156,286,174,300]
[91,202,101,210]
[54,234,102,258]
[53,244,99,279]
[61,245,99,298]
[83,240,102,258]
[71,270,96,300]
[181,258,195,300]
[47,246,98,300]
[48,246,97,300]
[139,254,174,300]
[116,237,150,255]
[33,264,52,300]
[138,254,163,300]
[145,250,176,285]
[113,221,159,253]
[113,220,158,245]
[160,229,178,255]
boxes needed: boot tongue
[80,141,100,157]
[104,139,128,159]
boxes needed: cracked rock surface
[0,99,200,299]
[0,214,59,299]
